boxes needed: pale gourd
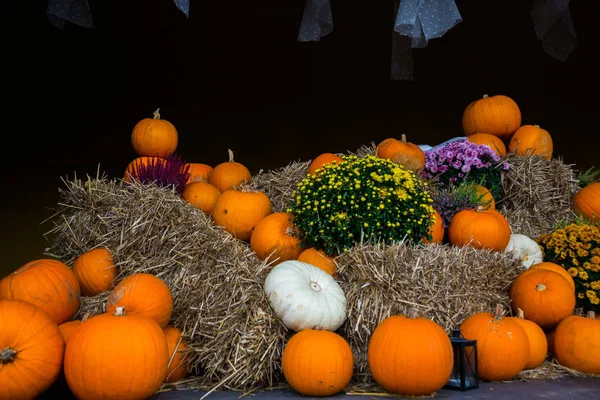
[264,260,347,332]
[505,233,543,269]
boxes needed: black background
[3,0,598,276]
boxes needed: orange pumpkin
[509,269,575,329]
[182,181,221,215]
[467,133,507,157]
[282,329,353,397]
[124,156,167,182]
[72,247,116,296]
[459,304,529,381]
[0,259,80,325]
[462,94,521,138]
[250,212,304,265]
[105,273,173,329]
[164,326,191,383]
[208,149,251,192]
[527,261,575,292]
[185,163,213,184]
[509,308,548,370]
[297,247,337,275]
[447,206,511,251]
[467,184,495,210]
[572,182,600,222]
[422,210,444,244]
[212,189,273,241]
[508,124,553,160]
[368,310,453,396]
[307,152,343,175]
[0,299,65,400]
[58,320,83,344]
[553,311,600,374]
[131,108,178,158]
[376,134,425,172]
[64,306,169,399]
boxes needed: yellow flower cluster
[287,154,435,255]
[537,222,600,312]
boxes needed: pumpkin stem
[517,307,525,319]
[401,134,407,143]
[588,311,596,319]
[1,346,17,364]
[407,308,419,319]
[228,149,235,163]
[493,303,504,320]
[153,108,161,120]
[114,306,126,317]
[483,94,489,99]
[475,205,484,213]
[535,283,547,292]
[309,281,322,292]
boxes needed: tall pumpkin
[447,206,511,251]
[508,124,553,160]
[64,306,169,400]
[553,311,600,374]
[459,304,529,381]
[0,299,65,400]
[250,212,304,264]
[368,310,453,396]
[462,94,521,138]
[208,149,251,192]
[131,108,178,158]
[572,182,600,222]
[212,188,272,241]
[72,247,116,296]
[0,258,80,325]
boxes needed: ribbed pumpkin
[297,247,337,275]
[0,299,65,400]
[208,149,251,192]
[105,273,173,329]
[0,258,80,325]
[422,209,444,244]
[131,108,178,158]
[462,94,522,138]
[509,269,575,329]
[282,329,353,397]
[164,326,190,383]
[553,311,600,374]
[72,247,116,296]
[368,310,453,396]
[212,188,272,241]
[527,261,575,292]
[468,184,495,210]
[307,152,343,175]
[459,304,529,381]
[509,308,548,370]
[572,182,600,222]
[467,133,507,157]
[182,181,221,215]
[508,124,553,160]
[184,162,213,184]
[250,212,304,265]
[64,306,169,400]
[58,320,83,344]
[376,134,425,173]
[124,156,167,182]
[447,206,511,251]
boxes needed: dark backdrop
[3,0,597,277]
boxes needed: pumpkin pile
[2,99,599,398]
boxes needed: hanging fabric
[297,0,334,42]
[530,0,577,62]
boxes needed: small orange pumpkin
[509,308,548,370]
[131,108,178,158]
[250,212,304,265]
[422,209,444,244]
[467,133,507,157]
[124,156,167,182]
[447,206,511,251]
[467,184,495,210]
[572,182,600,222]
[462,94,522,138]
[182,181,221,215]
[72,247,116,296]
[105,273,173,329]
[508,124,553,160]
[212,188,273,241]
[297,247,337,275]
[58,320,83,345]
[184,163,213,184]
[553,311,600,374]
[282,329,353,397]
[0,259,80,325]
[376,134,425,172]
[307,152,343,175]
[208,149,251,192]
[164,326,191,383]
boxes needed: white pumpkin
[505,233,544,269]
[264,260,347,332]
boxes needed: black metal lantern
[444,328,479,391]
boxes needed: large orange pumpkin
[164,326,191,383]
[64,306,169,399]
[553,311,600,374]
[297,247,337,275]
[462,94,521,138]
[508,124,553,160]
[467,133,507,157]
[105,273,173,329]
[250,212,304,265]
[0,299,65,400]
[212,189,273,241]
[368,310,453,396]
[208,149,251,192]
[307,152,343,175]
[509,308,548,370]
[131,108,178,158]
[526,261,575,292]
[509,269,575,329]
[447,206,511,251]
[0,258,80,325]
[182,181,221,215]
[459,304,529,381]
[376,134,425,173]
[72,247,116,296]
[282,329,353,397]
[572,182,600,222]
